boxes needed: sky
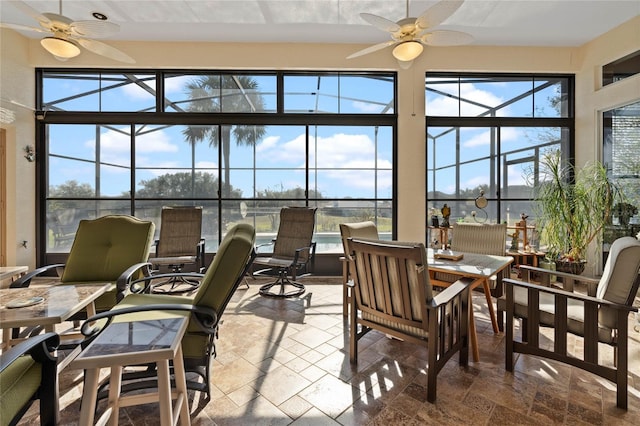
[44,73,563,199]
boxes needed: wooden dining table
[427,248,513,362]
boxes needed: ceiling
[1,0,639,48]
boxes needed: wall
[1,15,638,269]
[0,29,36,267]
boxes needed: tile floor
[22,277,640,425]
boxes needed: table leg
[173,344,191,426]
[482,280,499,333]
[2,328,10,351]
[157,358,174,426]
[108,366,123,426]
[79,368,100,426]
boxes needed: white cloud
[121,78,156,100]
[83,128,179,167]
[462,127,519,148]
[427,82,510,117]
[352,100,389,113]
[256,131,392,194]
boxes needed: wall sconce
[24,145,35,162]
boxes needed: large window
[603,100,640,257]
[38,70,396,263]
[425,74,573,247]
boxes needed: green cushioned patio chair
[79,223,256,400]
[0,332,59,426]
[11,215,155,315]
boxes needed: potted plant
[531,149,622,274]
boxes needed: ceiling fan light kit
[40,36,80,59]
[392,41,423,61]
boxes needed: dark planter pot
[555,260,586,275]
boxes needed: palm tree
[182,75,267,196]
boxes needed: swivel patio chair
[500,236,640,409]
[149,206,206,294]
[252,206,317,298]
[347,238,472,403]
[79,223,257,400]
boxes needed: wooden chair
[502,236,640,409]
[339,221,379,317]
[252,207,317,298]
[348,238,472,402]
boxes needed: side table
[71,316,190,426]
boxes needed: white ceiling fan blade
[347,40,396,59]
[416,0,465,30]
[421,30,474,46]
[9,0,51,24]
[76,38,135,64]
[0,22,49,33]
[359,13,400,33]
[70,20,119,38]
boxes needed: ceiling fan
[0,0,135,63]
[348,0,473,67]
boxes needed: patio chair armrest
[116,262,154,301]
[293,242,316,264]
[0,332,59,371]
[503,278,636,312]
[518,264,599,293]
[9,264,65,288]
[81,304,219,339]
[431,277,472,307]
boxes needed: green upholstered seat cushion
[61,215,154,283]
[0,355,41,425]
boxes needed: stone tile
[254,365,312,406]
[299,374,360,418]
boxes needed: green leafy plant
[531,149,622,264]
